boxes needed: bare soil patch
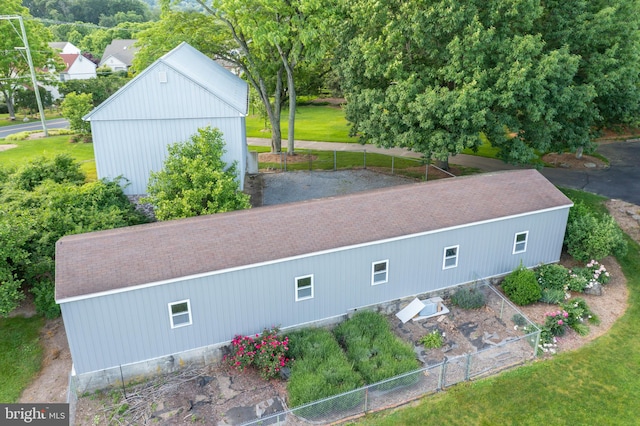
[0,144,18,151]
[542,152,608,169]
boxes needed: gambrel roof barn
[56,170,572,390]
[85,42,249,195]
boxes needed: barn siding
[92,117,247,195]
[86,44,249,195]
[62,208,569,375]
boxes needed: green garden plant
[564,201,627,262]
[450,286,486,309]
[502,263,541,306]
[287,328,364,413]
[333,311,419,385]
[419,330,445,349]
[224,327,291,380]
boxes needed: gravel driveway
[261,170,417,206]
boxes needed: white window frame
[513,231,529,254]
[295,274,314,301]
[443,245,459,270]
[371,260,389,286]
[168,299,192,329]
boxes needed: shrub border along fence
[240,284,540,425]
[253,148,456,180]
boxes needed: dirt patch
[74,365,288,425]
[0,144,18,151]
[14,296,72,404]
[542,152,608,169]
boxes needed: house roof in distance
[99,39,139,67]
[55,169,572,302]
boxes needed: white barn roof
[85,42,248,120]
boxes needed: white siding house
[84,42,249,195]
[98,39,139,72]
[55,170,572,390]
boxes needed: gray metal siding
[89,64,243,121]
[62,207,569,374]
[92,118,246,195]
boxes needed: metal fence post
[309,149,312,171]
[465,353,472,381]
[364,387,368,413]
[438,360,446,390]
[334,150,337,171]
[363,149,367,169]
[391,156,395,175]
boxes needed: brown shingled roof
[55,169,571,301]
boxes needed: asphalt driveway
[540,140,640,204]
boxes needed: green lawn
[246,104,359,143]
[0,316,45,403]
[0,136,96,180]
[360,191,640,425]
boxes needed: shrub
[564,202,627,262]
[512,314,528,327]
[224,327,291,380]
[567,272,589,292]
[502,263,541,306]
[561,298,600,329]
[536,264,570,291]
[450,286,486,309]
[543,310,569,336]
[539,288,567,304]
[419,330,444,349]
[333,311,419,385]
[30,280,60,319]
[287,328,363,412]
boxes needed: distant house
[55,169,572,391]
[98,39,139,72]
[84,42,249,195]
[48,41,80,55]
[57,54,97,81]
[45,42,97,99]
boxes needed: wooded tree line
[5,0,640,162]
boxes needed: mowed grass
[0,112,62,128]
[246,104,359,143]
[360,191,640,425]
[0,135,96,181]
[0,316,45,403]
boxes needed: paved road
[0,118,69,139]
[249,137,640,205]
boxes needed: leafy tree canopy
[0,154,149,317]
[144,126,251,220]
[0,0,58,119]
[60,92,93,133]
[59,74,129,105]
[336,0,639,165]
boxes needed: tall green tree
[336,0,603,166]
[537,0,640,131]
[144,126,251,220]
[152,0,330,154]
[60,92,93,133]
[0,0,58,120]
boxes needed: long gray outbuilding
[55,169,572,391]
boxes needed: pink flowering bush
[224,327,292,380]
[544,310,569,336]
[585,260,610,285]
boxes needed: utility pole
[0,15,48,136]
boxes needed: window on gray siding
[372,260,389,285]
[443,245,459,269]
[168,300,192,329]
[513,231,529,254]
[295,275,314,301]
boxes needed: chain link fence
[239,284,539,425]
[254,149,455,181]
